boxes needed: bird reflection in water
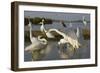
[31,41,77,61]
[31,48,46,61]
[31,42,53,61]
[58,43,75,59]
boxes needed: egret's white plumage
[28,21,36,43]
[49,29,80,49]
[83,16,87,26]
[39,19,55,38]
[25,36,47,52]
[25,20,47,52]
[58,39,68,45]
[76,27,80,38]
[68,22,80,38]
[59,21,80,49]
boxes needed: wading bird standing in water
[59,21,81,58]
[51,29,80,48]
[49,28,80,58]
[40,19,80,58]
[39,19,81,52]
[25,19,48,52]
[83,16,87,27]
[39,18,55,38]
[76,26,80,38]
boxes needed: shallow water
[24,11,90,61]
[24,37,90,61]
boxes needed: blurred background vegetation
[24,17,52,26]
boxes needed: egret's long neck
[29,22,34,42]
[30,26,32,39]
[42,22,47,33]
[83,17,87,26]
[38,36,47,45]
[49,29,66,37]
[76,27,79,38]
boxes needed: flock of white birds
[25,16,87,59]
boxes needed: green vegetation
[24,17,52,26]
[82,28,90,40]
[24,31,30,42]
[32,50,43,61]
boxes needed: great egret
[76,26,80,38]
[25,20,48,52]
[51,27,80,58]
[69,22,80,38]
[83,16,87,26]
[28,21,36,43]
[25,35,47,52]
[49,29,81,49]
[39,19,55,38]
[61,21,80,39]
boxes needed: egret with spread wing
[49,28,81,50]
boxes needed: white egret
[76,26,80,38]
[50,28,80,58]
[39,19,55,38]
[49,29,81,49]
[28,21,36,43]
[61,21,80,39]
[25,35,47,52]
[83,16,87,26]
[68,22,80,38]
[25,20,48,52]
[58,39,68,45]
[62,22,81,52]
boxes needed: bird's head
[27,16,32,27]
[39,18,45,24]
[42,18,45,22]
[28,21,32,27]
